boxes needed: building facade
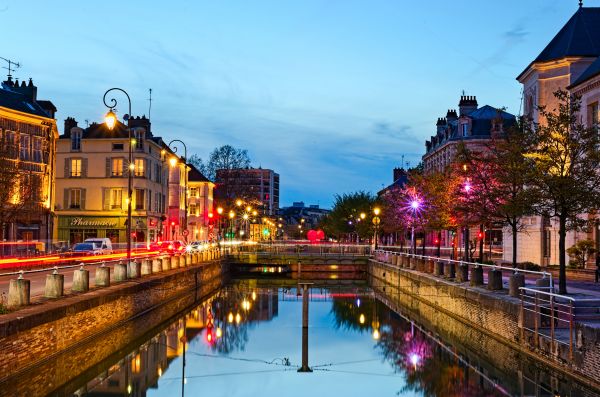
[167,155,188,241]
[56,116,170,246]
[422,95,516,249]
[0,77,58,248]
[503,5,600,267]
[187,165,214,242]
[215,168,279,215]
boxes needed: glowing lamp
[217,207,223,215]
[410,200,420,210]
[373,207,381,216]
[359,314,365,324]
[169,157,178,167]
[104,109,117,130]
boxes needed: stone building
[187,164,214,242]
[215,167,280,215]
[503,4,600,267]
[422,95,516,250]
[56,116,170,246]
[167,154,189,241]
[0,77,58,249]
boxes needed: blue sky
[1,0,581,207]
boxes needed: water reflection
[68,284,598,397]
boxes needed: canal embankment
[369,256,600,392]
[0,255,227,387]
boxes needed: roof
[0,85,52,118]
[518,7,600,80]
[570,54,600,88]
[188,164,211,183]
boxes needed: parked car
[84,238,113,254]
[149,240,187,254]
[70,242,104,256]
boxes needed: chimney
[393,167,406,182]
[128,115,151,136]
[436,117,447,134]
[11,78,38,102]
[446,109,458,123]
[458,95,478,116]
[64,117,78,136]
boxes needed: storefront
[57,215,162,246]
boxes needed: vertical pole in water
[298,283,312,372]
[181,316,186,397]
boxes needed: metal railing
[237,243,372,256]
[373,249,553,290]
[519,287,600,361]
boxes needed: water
[10,281,600,397]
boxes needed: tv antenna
[148,88,152,120]
[0,57,21,81]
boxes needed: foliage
[188,145,251,182]
[320,191,378,240]
[525,90,600,293]
[567,239,596,269]
[516,261,541,272]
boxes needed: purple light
[464,182,472,192]
[348,221,353,225]
[410,200,420,210]
[410,353,420,366]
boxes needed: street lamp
[409,199,420,254]
[103,88,133,263]
[372,207,381,250]
[168,140,188,241]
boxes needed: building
[56,116,170,246]
[504,4,600,267]
[0,76,58,247]
[422,95,516,249]
[423,96,516,174]
[187,164,214,242]
[167,155,188,241]
[215,168,279,215]
[279,202,330,239]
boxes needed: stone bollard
[509,272,525,297]
[152,258,162,273]
[114,261,128,282]
[434,261,444,276]
[161,257,170,272]
[127,261,141,278]
[170,255,178,269]
[391,255,397,266]
[193,252,199,264]
[95,265,110,287]
[8,273,30,308]
[45,268,64,298]
[427,259,435,273]
[457,264,469,282]
[186,253,192,266]
[409,257,417,270]
[470,266,484,287]
[487,268,503,290]
[536,277,551,290]
[72,265,90,292]
[447,262,456,279]
[141,259,153,276]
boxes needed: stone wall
[0,259,227,386]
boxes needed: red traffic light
[478,232,483,239]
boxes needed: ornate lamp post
[373,207,381,250]
[103,88,133,262]
[168,140,188,240]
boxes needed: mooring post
[298,282,313,373]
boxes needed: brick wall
[369,259,600,392]
[0,259,227,390]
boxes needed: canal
[3,280,599,397]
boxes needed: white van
[84,238,113,254]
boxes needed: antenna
[0,57,21,81]
[85,119,90,127]
[401,154,405,169]
[148,88,152,120]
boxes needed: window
[190,187,198,198]
[589,102,599,131]
[134,130,144,151]
[462,123,468,137]
[71,159,82,177]
[70,189,81,209]
[19,134,30,161]
[32,136,42,163]
[112,143,124,151]
[189,203,197,216]
[135,189,145,210]
[6,131,16,156]
[134,158,145,177]
[110,189,123,209]
[112,158,123,176]
[71,130,81,151]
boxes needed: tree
[525,90,600,294]
[202,145,251,182]
[567,240,596,269]
[320,191,378,242]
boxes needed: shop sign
[70,217,118,227]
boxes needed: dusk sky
[1,0,581,207]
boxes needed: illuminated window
[112,158,123,176]
[69,189,81,209]
[71,158,82,177]
[134,130,144,150]
[19,134,30,161]
[189,203,197,216]
[190,187,198,198]
[134,158,145,177]
[135,189,145,210]
[110,189,122,209]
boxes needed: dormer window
[462,123,468,137]
[134,130,144,151]
[71,130,82,151]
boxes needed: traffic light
[478,231,483,239]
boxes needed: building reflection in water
[79,286,279,396]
